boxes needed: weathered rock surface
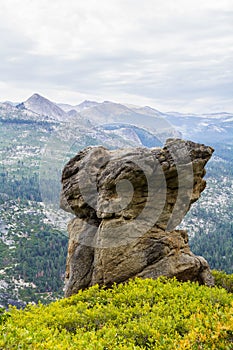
[60,139,215,297]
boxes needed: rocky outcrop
[60,139,215,297]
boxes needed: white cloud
[0,0,233,112]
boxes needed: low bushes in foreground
[0,277,232,349]
[212,269,233,293]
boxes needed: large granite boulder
[60,139,215,297]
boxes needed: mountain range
[3,92,232,144]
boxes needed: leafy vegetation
[0,278,233,349]
[212,270,233,293]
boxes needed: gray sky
[1,0,233,113]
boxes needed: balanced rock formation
[60,139,215,297]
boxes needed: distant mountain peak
[26,93,51,104]
[77,100,99,109]
[31,93,41,98]
[23,93,67,120]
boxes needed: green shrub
[212,270,233,293]
[0,308,10,325]
[0,277,233,349]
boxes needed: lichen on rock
[60,139,215,297]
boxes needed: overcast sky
[0,0,233,113]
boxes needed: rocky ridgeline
[60,139,214,297]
